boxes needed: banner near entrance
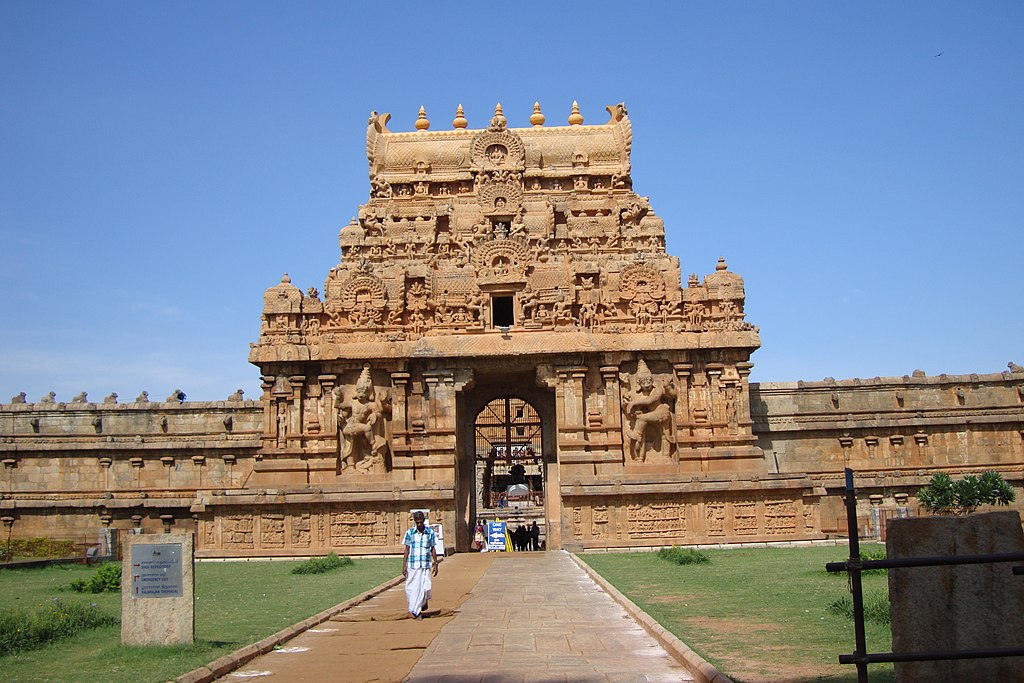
[487,521,507,551]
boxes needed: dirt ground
[222,553,495,683]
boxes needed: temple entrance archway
[474,397,543,511]
[457,377,556,552]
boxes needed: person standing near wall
[402,511,438,619]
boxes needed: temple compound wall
[2,103,1022,557]
[2,373,1022,556]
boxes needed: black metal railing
[825,467,1024,682]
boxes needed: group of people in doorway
[471,519,543,552]
[512,521,542,552]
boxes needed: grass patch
[826,592,892,625]
[580,544,894,683]
[0,556,401,682]
[0,598,118,656]
[290,552,353,575]
[657,546,710,565]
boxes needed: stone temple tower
[241,101,818,553]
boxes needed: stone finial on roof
[415,105,430,131]
[489,103,506,130]
[716,257,728,271]
[568,100,584,126]
[532,102,548,127]
[452,104,467,130]
[530,102,545,127]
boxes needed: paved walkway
[406,551,694,683]
[219,551,695,683]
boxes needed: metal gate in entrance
[473,397,544,511]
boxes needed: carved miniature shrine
[237,101,817,554]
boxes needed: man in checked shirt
[402,510,439,619]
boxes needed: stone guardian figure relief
[621,359,676,463]
[332,364,392,474]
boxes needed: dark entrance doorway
[466,395,547,551]
[474,397,544,510]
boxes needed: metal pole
[844,467,869,683]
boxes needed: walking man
[402,511,438,619]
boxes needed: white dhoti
[405,567,433,616]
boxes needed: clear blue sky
[2,2,1022,401]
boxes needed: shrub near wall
[0,538,76,561]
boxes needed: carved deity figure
[621,359,676,463]
[520,284,538,321]
[332,365,391,474]
[276,402,289,447]
[370,174,392,198]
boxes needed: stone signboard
[121,532,194,645]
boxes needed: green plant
[0,598,118,656]
[68,563,122,593]
[917,470,1016,515]
[2,538,76,560]
[656,546,710,565]
[826,591,891,625]
[290,552,354,575]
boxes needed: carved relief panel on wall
[620,358,676,463]
[332,364,392,474]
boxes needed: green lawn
[0,557,402,683]
[580,544,894,683]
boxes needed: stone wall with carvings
[750,369,1024,536]
[1,368,1021,552]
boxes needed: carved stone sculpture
[332,365,391,474]
[166,389,186,403]
[228,389,245,402]
[135,391,150,403]
[10,392,26,404]
[39,391,56,404]
[72,392,88,403]
[103,393,118,404]
[622,359,676,462]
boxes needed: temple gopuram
[2,102,1022,557]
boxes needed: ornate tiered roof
[250,102,758,363]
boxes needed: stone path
[217,551,695,683]
[406,551,695,683]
